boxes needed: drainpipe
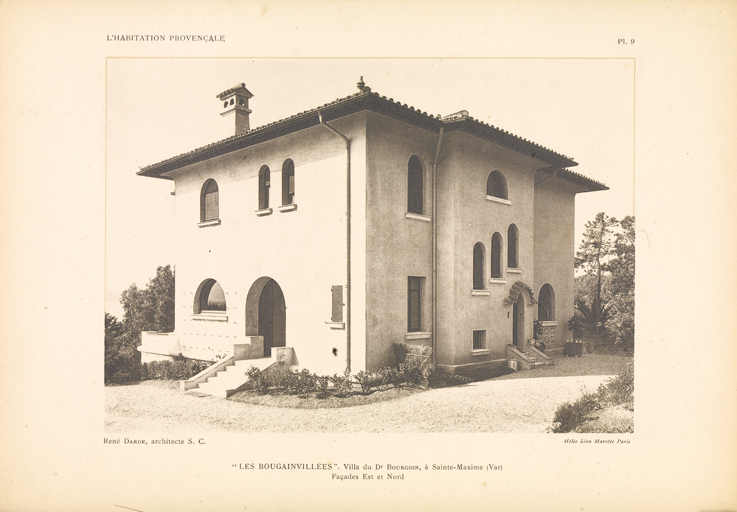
[431,127,444,366]
[318,111,351,373]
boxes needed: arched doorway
[246,277,286,357]
[513,294,526,352]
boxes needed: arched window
[473,242,485,290]
[507,224,519,268]
[486,170,508,199]
[259,165,270,210]
[282,159,295,205]
[538,284,555,321]
[491,232,503,278]
[201,179,219,222]
[194,279,226,314]
[407,155,424,214]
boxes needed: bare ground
[105,353,632,433]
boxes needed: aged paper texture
[1,1,736,511]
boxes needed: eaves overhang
[138,91,444,178]
[442,117,578,169]
[138,89,590,179]
[535,166,609,192]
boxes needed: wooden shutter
[508,225,518,268]
[473,243,484,289]
[205,190,219,220]
[259,167,270,210]
[408,277,421,332]
[491,234,501,278]
[331,286,343,323]
[407,156,423,214]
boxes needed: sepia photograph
[3,1,736,511]
[105,58,634,434]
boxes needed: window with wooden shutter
[408,277,422,332]
[491,233,502,278]
[538,284,555,321]
[282,159,295,205]
[473,242,485,289]
[331,285,343,323]
[407,155,424,214]
[507,224,519,268]
[201,179,219,221]
[486,170,508,199]
[259,166,270,210]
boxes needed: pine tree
[575,212,619,329]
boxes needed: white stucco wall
[165,113,367,375]
[156,106,584,375]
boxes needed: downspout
[431,127,444,367]
[318,111,351,373]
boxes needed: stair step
[207,372,247,385]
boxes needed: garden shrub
[330,372,354,397]
[551,362,634,432]
[245,367,270,395]
[551,388,601,433]
[392,343,433,368]
[140,359,210,381]
[598,361,634,408]
[314,375,331,399]
[239,361,438,398]
[292,369,317,395]
[354,370,378,395]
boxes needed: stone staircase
[193,359,263,398]
[181,347,298,399]
[506,343,553,370]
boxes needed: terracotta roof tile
[139,85,603,192]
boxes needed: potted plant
[565,316,584,357]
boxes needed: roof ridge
[140,83,583,175]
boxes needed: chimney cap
[357,76,370,93]
[217,83,254,100]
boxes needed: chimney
[217,83,253,135]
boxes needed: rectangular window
[331,285,343,323]
[408,277,422,332]
[473,330,486,350]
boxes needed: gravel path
[106,354,631,433]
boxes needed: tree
[105,265,175,382]
[575,212,619,329]
[120,264,175,340]
[605,216,635,348]
[574,273,611,325]
[608,215,635,297]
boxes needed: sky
[105,58,634,318]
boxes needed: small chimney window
[229,98,234,106]
[223,101,228,108]
[239,99,245,106]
